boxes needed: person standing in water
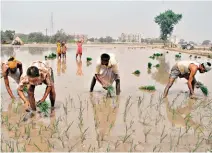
[90,53,120,96]
[76,39,84,60]
[56,40,62,59]
[1,57,23,99]
[61,41,67,59]
[17,61,56,112]
[163,61,211,99]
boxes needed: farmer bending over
[1,57,23,99]
[90,53,120,96]
[163,61,211,98]
[17,61,56,112]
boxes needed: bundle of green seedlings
[149,56,155,60]
[139,85,156,91]
[153,53,163,57]
[107,85,115,97]
[86,57,92,62]
[148,62,152,69]
[37,101,51,116]
[23,85,28,93]
[175,54,181,58]
[133,70,140,75]
[196,82,209,96]
[154,64,160,68]
[45,53,57,59]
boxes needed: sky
[1,1,212,43]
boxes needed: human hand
[37,99,45,106]
[24,101,31,112]
[190,94,198,99]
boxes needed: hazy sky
[1,1,212,43]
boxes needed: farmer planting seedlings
[17,61,56,113]
[90,53,120,97]
[163,61,211,98]
[1,57,23,99]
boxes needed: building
[119,33,143,43]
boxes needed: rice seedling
[166,51,169,53]
[58,136,65,148]
[45,53,57,59]
[68,141,79,152]
[86,57,92,62]
[169,134,173,151]
[37,101,51,116]
[63,100,69,115]
[34,143,42,151]
[114,140,120,150]
[139,85,156,91]
[154,64,160,68]
[160,125,167,143]
[153,144,161,152]
[148,62,152,69]
[132,70,140,75]
[144,128,152,143]
[6,123,14,131]
[123,96,132,122]
[137,95,144,109]
[175,54,181,58]
[106,144,110,152]
[194,55,197,58]
[107,85,115,97]
[23,85,28,93]
[200,84,208,96]
[149,56,155,60]
[80,127,89,143]
[192,138,204,152]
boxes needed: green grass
[133,70,140,75]
[37,101,51,116]
[139,85,156,91]
[148,62,152,69]
[86,57,92,61]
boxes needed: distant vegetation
[155,10,182,46]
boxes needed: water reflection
[164,97,203,131]
[90,93,120,147]
[151,56,170,85]
[1,47,15,57]
[28,47,46,55]
[61,58,67,74]
[76,59,83,76]
[57,58,62,76]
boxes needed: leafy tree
[202,40,211,46]
[1,30,15,44]
[155,10,182,45]
[88,38,95,42]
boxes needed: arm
[4,76,15,99]
[90,76,96,92]
[17,62,23,77]
[112,64,120,95]
[2,64,15,99]
[188,66,197,95]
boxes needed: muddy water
[1,46,212,152]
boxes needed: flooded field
[1,46,212,152]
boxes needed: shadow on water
[164,97,203,132]
[76,59,83,76]
[61,58,67,74]
[89,93,120,148]
[151,55,170,85]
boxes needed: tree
[202,40,211,46]
[1,30,15,44]
[155,10,182,45]
[88,38,95,42]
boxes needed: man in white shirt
[90,53,120,96]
